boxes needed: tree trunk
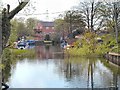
[0,0,29,88]
[114,3,118,45]
[91,1,94,32]
[87,8,90,30]
[0,14,2,89]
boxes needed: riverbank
[64,47,120,66]
[2,48,36,66]
[64,46,108,58]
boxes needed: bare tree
[98,1,120,43]
[64,10,86,33]
[79,2,90,30]
[0,0,29,88]
[78,1,103,32]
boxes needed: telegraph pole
[114,3,118,45]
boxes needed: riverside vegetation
[65,31,120,57]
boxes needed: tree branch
[8,1,29,19]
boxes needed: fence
[105,52,120,66]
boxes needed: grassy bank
[65,32,119,57]
[65,46,108,57]
[2,48,36,67]
[10,48,36,59]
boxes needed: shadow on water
[2,45,120,89]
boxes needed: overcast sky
[2,0,80,21]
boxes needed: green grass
[10,48,36,59]
[66,32,120,57]
[1,48,36,69]
[65,48,100,57]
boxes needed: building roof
[40,21,54,27]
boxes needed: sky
[1,0,80,21]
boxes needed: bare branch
[8,0,29,19]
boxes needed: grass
[1,48,36,68]
[65,48,98,57]
[65,32,120,57]
[10,48,36,59]
[65,43,110,57]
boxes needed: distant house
[34,21,55,40]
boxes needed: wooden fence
[105,52,120,66]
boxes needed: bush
[65,32,117,57]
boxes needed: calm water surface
[4,45,120,88]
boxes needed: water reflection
[2,46,120,88]
[35,45,63,59]
[56,57,120,88]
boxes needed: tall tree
[54,18,68,41]
[17,21,28,37]
[78,1,103,32]
[64,10,86,33]
[26,18,39,36]
[54,18,68,33]
[9,19,18,43]
[98,1,120,43]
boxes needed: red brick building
[34,21,55,40]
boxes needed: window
[37,31,42,34]
[40,26,42,29]
[52,27,54,29]
[46,27,49,29]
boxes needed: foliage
[65,0,120,56]
[82,31,97,53]
[8,18,39,46]
[9,19,18,44]
[66,32,114,57]
[54,19,67,32]
[52,33,61,44]
[64,10,86,30]
[2,48,12,82]
[67,31,120,57]
[8,19,28,46]
[17,21,29,36]
[66,32,97,57]
[110,33,120,53]
[2,48,35,82]
[2,48,36,68]
[53,19,66,43]
[2,48,36,66]
[10,48,36,59]
[44,34,51,41]
[26,18,39,36]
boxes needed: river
[2,45,120,89]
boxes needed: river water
[3,45,120,89]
